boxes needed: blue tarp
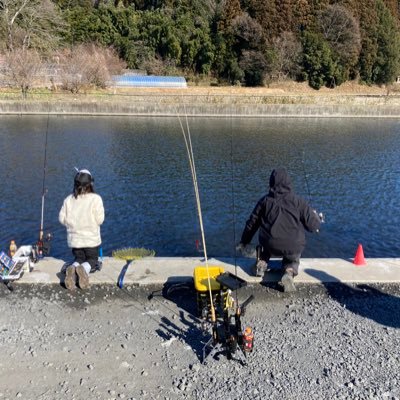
[112,75,187,88]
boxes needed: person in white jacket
[59,169,105,290]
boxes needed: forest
[1,0,400,92]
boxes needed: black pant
[260,247,300,276]
[72,246,99,270]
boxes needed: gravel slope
[0,283,399,400]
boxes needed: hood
[269,168,292,196]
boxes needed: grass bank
[1,82,400,117]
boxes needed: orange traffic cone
[353,244,366,266]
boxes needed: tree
[355,0,400,84]
[301,31,338,89]
[4,48,42,97]
[0,0,65,52]
[318,5,361,82]
[245,0,278,38]
[210,2,238,82]
[270,31,302,80]
[239,49,267,86]
[231,12,264,51]
[54,0,93,9]
[292,0,313,31]
[371,0,400,84]
[59,43,125,92]
[0,0,30,51]
[218,0,241,32]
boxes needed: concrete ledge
[9,257,400,287]
[3,98,400,117]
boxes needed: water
[0,115,399,260]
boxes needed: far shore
[1,82,400,117]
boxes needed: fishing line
[39,112,50,243]
[301,148,312,203]
[301,147,325,225]
[176,99,216,323]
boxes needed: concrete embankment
[1,93,400,117]
[13,256,400,287]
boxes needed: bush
[58,44,126,92]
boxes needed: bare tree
[0,0,30,51]
[0,0,65,52]
[5,48,42,97]
[271,31,302,80]
[318,4,361,68]
[59,44,126,93]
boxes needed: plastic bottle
[242,326,254,353]
[9,240,17,258]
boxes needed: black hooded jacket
[240,168,320,255]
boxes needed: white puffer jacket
[59,193,105,248]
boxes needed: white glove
[236,243,246,253]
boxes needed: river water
[0,115,399,260]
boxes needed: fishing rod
[301,148,325,224]
[39,114,50,242]
[176,101,254,363]
[35,113,52,259]
[176,101,216,324]
[228,109,255,359]
[229,112,240,308]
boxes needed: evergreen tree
[355,0,400,84]
[371,0,400,84]
[301,31,338,89]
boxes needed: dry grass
[0,80,395,100]
[113,80,391,96]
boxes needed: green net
[112,247,155,260]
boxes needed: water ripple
[0,116,399,259]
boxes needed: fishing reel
[200,305,212,334]
[202,297,255,363]
[31,233,52,263]
[200,272,255,364]
[313,210,325,224]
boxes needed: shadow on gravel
[156,313,206,361]
[305,269,400,329]
[149,279,207,361]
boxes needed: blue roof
[112,75,187,88]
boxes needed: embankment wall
[1,94,400,117]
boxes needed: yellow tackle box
[193,266,225,292]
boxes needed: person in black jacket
[238,167,322,292]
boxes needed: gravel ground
[0,282,399,400]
